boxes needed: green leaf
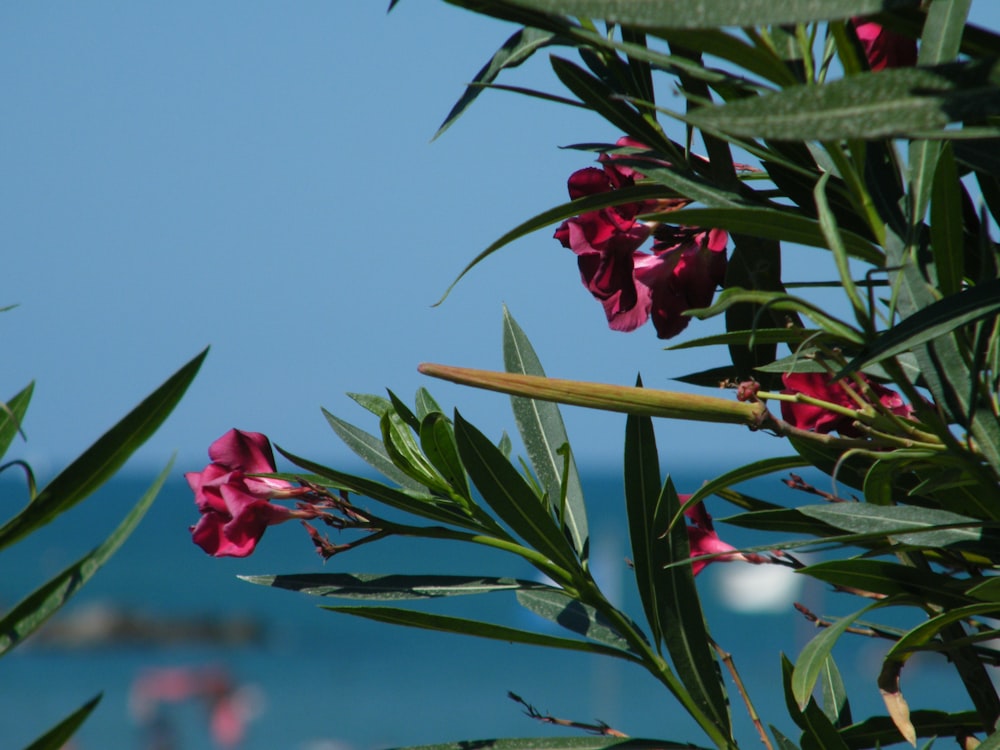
[549,56,669,157]
[658,477,732,738]
[688,287,864,344]
[797,503,983,548]
[435,27,557,139]
[792,602,884,710]
[322,408,424,490]
[419,412,471,498]
[0,460,170,656]
[384,737,699,750]
[930,143,965,297]
[380,410,451,494]
[434,183,687,303]
[655,207,883,264]
[476,0,918,28]
[687,59,1000,140]
[323,606,637,661]
[666,328,825,351]
[502,307,588,557]
[241,573,552,600]
[819,656,852,728]
[516,588,633,652]
[839,710,981,750]
[623,405,665,649]
[23,694,102,750]
[838,277,1000,376]
[0,383,32,463]
[414,388,444,421]
[884,602,1000,667]
[683,455,810,515]
[455,411,580,570]
[800,559,969,608]
[277,446,487,531]
[0,349,206,553]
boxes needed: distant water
[0,471,970,750]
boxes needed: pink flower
[850,19,917,71]
[636,227,728,338]
[780,372,913,437]
[555,138,725,338]
[680,494,745,575]
[186,429,308,557]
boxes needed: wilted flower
[186,428,313,557]
[780,372,913,437]
[849,18,917,70]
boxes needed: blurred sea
[0,471,972,750]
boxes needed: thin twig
[794,602,895,639]
[508,692,627,738]
[711,640,774,750]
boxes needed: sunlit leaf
[241,573,553,600]
[0,349,206,553]
[0,383,32,464]
[324,605,637,661]
[0,461,170,656]
[502,307,588,557]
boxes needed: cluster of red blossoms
[780,372,914,437]
[554,137,728,340]
[186,429,319,557]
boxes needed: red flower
[680,495,745,575]
[636,227,728,338]
[849,19,917,71]
[780,372,913,437]
[555,138,725,338]
[186,428,309,557]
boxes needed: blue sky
[3,3,996,482]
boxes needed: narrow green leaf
[797,503,983,548]
[241,573,552,600]
[23,694,102,750]
[819,656,852,728]
[687,59,1000,141]
[380,411,451,494]
[516,588,634,652]
[683,456,810,517]
[623,405,665,649]
[277,446,487,531]
[502,307,588,557]
[0,460,170,656]
[455,412,579,570]
[322,408,424,490]
[0,349,206,553]
[384,737,697,750]
[839,710,981,749]
[435,27,557,139]
[838,278,1000,374]
[667,328,825,351]
[414,388,444,421]
[792,602,884,709]
[800,559,969,608]
[324,606,636,661]
[929,144,965,298]
[347,392,394,417]
[419,412,471,498]
[658,207,883,264]
[0,383,32,463]
[688,286,864,344]
[480,0,918,28]
[549,56,668,156]
[884,602,1000,667]
[658,477,732,738]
